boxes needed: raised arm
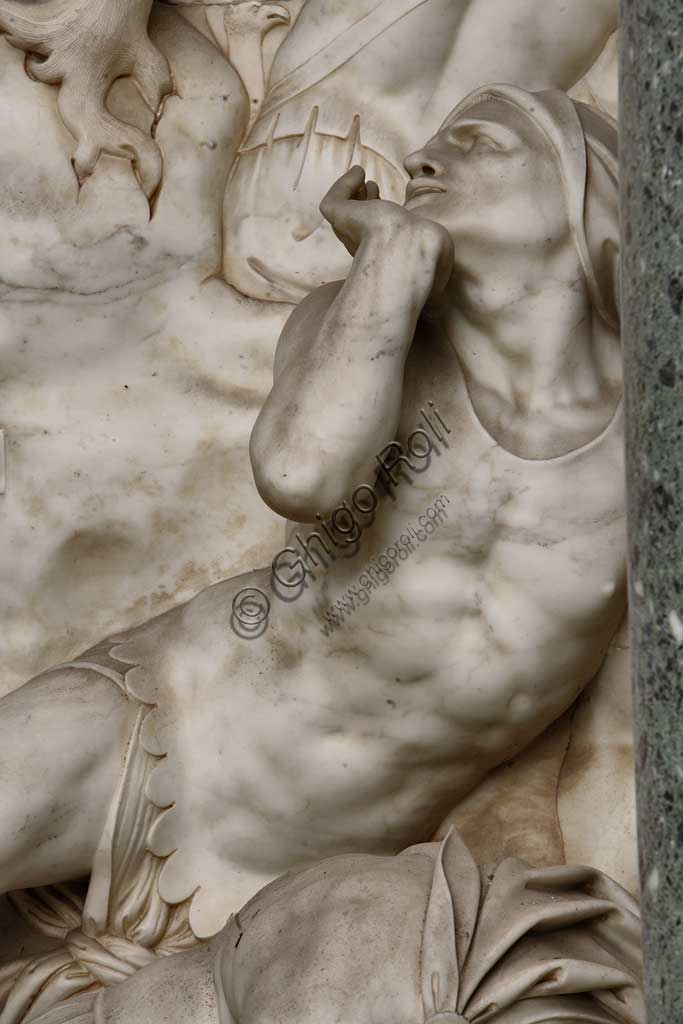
[431,0,618,122]
[249,166,453,522]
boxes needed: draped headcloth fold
[443,85,619,333]
[419,829,643,1024]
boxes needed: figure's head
[404,85,619,330]
[216,831,643,1024]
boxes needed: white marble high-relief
[222,0,620,302]
[0,0,289,692]
[0,3,638,1023]
[24,830,645,1024]
[0,0,619,695]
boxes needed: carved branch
[0,0,173,204]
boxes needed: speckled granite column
[621,3,683,1021]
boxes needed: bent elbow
[250,438,340,522]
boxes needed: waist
[279,582,620,720]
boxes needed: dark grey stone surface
[621,3,683,1020]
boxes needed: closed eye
[447,128,503,153]
[473,133,503,150]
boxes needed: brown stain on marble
[177,439,253,502]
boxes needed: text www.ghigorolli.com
[318,496,451,635]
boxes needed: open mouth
[264,3,291,22]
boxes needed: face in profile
[403,98,569,262]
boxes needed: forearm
[251,233,436,521]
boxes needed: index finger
[320,165,366,216]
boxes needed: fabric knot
[65,929,158,987]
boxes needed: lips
[405,183,446,201]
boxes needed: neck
[200,7,269,128]
[440,251,622,458]
[226,30,268,128]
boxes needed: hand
[320,166,454,308]
[320,165,402,256]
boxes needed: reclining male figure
[0,83,624,1005]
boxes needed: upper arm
[271,281,344,381]
[0,668,136,893]
[433,0,618,120]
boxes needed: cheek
[437,166,516,241]
[443,156,524,217]
[515,158,568,235]
[452,159,566,246]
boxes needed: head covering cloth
[419,829,643,1024]
[442,85,619,333]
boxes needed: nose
[403,146,443,178]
